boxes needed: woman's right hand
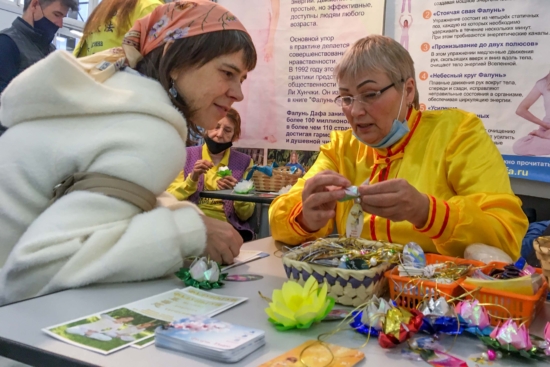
[296,170,350,232]
[191,160,214,182]
[201,215,243,264]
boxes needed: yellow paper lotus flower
[265,277,335,331]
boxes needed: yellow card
[259,340,365,367]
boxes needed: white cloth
[0,51,207,305]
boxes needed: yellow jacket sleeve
[413,115,528,259]
[73,39,87,57]
[167,171,198,201]
[269,139,338,245]
[234,160,256,221]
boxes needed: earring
[169,79,178,98]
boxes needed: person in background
[269,35,528,260]
[0,1,256,305]
[0,0,78,135]
[285,151,305,175]
[74,0,162,57]
[168,109,256,242]
[522,220,550,266]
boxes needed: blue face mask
[353,85,410,149]
[34,10,59,44]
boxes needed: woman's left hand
[357,179,430,228]
[217,176,238,190]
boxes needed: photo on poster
[234,148,266,166]
[512,71,550,157]
[267,149,319,175]
[214,0,281,147]
[44,307,163,354]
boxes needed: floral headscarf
[78,1,248,82]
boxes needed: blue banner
[502,155,550,183]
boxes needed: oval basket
[282,239,394,307]
[252,167,301,192]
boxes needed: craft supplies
[283,237,402,306]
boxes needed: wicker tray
[282,238,395,307]
[534,236,550,287]
[252,167,301,192]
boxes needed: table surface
[199,190,277,204]
[0,237,548,367]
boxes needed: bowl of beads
[282,236,403,307]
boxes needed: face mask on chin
[353,83,410,149]
[205,136,232,155]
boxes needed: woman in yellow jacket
[269,35,528,260]
[74,0,162,57]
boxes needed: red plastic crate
[459,262,548,327]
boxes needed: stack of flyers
[155,316,265,363]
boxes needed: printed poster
[394,0,550,182]
[214,0,386,150]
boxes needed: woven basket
[252,167,301,192]
[282,239,393,307]
[534,236,550,288]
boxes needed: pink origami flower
[455,300,490,329]
[490,320,533,350]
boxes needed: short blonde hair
[334,35,419,109]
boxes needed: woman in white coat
[0,1,257,305]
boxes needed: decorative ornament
[378,307,423,348]
[175,257,226,289]
[338,186,360,202]
[455,299,492,336]
[263,277,335,331]
[350,295,392,337]
[233,180,254,194]
[479,320,546,361]
[217,166,232,178]
[418,297,462,336]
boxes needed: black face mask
[34,16,59,44]
[205,136,232,155]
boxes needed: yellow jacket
[74,0,163,57]
[269,108,528,259]
[168,145,255,223]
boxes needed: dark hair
[225,108,242,141]
[136,30,256,146]
[82,0,139,41]
[24,0,79,12]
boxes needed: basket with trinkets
[282,236,403,307]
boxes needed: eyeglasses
[334,82,397,107]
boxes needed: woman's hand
[191,160,214,182]
[217,176,238,190]
[296,171,350,232]
[202,215,243,264]
[357,179,430,228]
